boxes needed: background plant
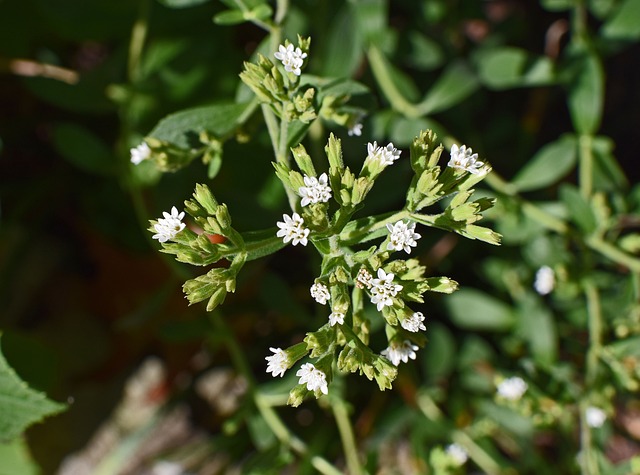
[1,0,640,474]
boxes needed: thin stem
[578,134,594,199]
[585,236,640,273]
[128,0,150,82]
[332,398,363,475]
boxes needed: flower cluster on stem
[447,144,484,175]
[274,43,307,76]
[152,207,185,243]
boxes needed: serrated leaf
[568,53,604,135]
[512,135,577,192]
[601,0,640,40]
[446,289,516,331]
[0,335,66,442]
[417,61,479,115]
[148,102,251,149]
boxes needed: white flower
[152,206,186,243]
[386,220,421,254]
[276,213,310,246]
[534,265,555,295]
[130,142,151,165]
[310,282,330,305]
[355,267,373,289]
[447,144,485,175]
[497,376,528,401]
[367,141,401,166]
[296,363,328,395]
[298,173,332,206]
[401,312,426,332]
[348,122,363,136]
[586,406,607,428]
[265,347,289,378]
[274,43,307,76]
[370,268,403,311]
[329,312,345,326]
[381,340,418,366]
[445,443,468,466]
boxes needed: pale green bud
[287,384,308,407]
[206,287,228,311]
[215,204,232,230]
[424,276,459,294]
[351,177,374,205]
[193,183,219,214]
[291,144,316,177]
[304,325,334,358]
[372,355,397,390]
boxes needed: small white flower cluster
[370,269,403,311]
[445,443,468,466]
[265,347,289,378]
[534,265,555,295]
[355,267,373,289]
[276,213,309,246]
[310,282,330,305]
[447,144,484,175]
[152,207,186,243]
[401,312,426,332]
[274,43,307,76]
[381,340,418,366]
[497,376,528,401]
[386,220,421,254]
[130,142,151,165]
[298,173,332,206]
[585,406,607,428]
[328,312,344,326]
[367,141,401,166]
[348,122,363,137]
[296,362,328,394]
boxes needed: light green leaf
[568,53,604,135]
[407,32,444,71]
[446,288,516,331]
[474,47,555,90]
[0,439,40,475]
[592,136,628,191]
[148,102,252,149]
[0,335,66,443]
[511,135,577,192]
[601,0,640,40]
[213,9,246,25]
[417,61,479,115]
[157,0,210,8]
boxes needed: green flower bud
[193,183,219,214]
[287,384,308,407]
[215,203,232,230]
[291,144,316,177]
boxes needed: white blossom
[497,376,528,401]
[152,206,186,243]
[265,347,289,378]
[276,213,310,246]
[381,340,418,366]
[534,265,555,295]
[401,312,426,332]
[274,43,307,76]
[296,363,328,395]
[386,220,421,254]
[130,142,151,165]
[298,173,332,207]
[370,268,403,311]
[348,122,363,136]
[367,141,401,166]
[310,282,330,305]
[586,406,607,428]
[447,144,485,175]
[329,312,345,326]
[355,267,373,289]
[445,443,468,466]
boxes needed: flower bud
[194,184,219,214]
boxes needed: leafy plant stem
[275,0,289,26]
[579,134,594,199]
[331,397,364,475]
[585,236,640,273]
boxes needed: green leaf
[568,53,604,135]
[407,32,444,71]
[148,102,252,149]
[213,9,246,25]
[446,288,516,331]
[52,122,114,175]
[0,335,66,443]
[157,0,210,8]
[592,136,628,191]
[320,5,363,77]
[517,296,558,365]
[511,135,577,192]
[0,439,40,475]
[601,0,640,40]
[559,184,597,233]
[417,61,479,115]
[541,0,574,10]
[474,47,555,90]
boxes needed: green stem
[332,398,363,475]
[128,0,150,82]
[585,236,640,273]
[339,210,409,244]
[579,134,594,199]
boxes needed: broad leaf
[601,0,640,40]
[474,47,555,90]
[512,135,577,192]
[446,288,516,331]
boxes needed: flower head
[381,340,418,366]
[367,141,401,166]
[497,376,528,401]
[274,43,307,76]
[445,443,468,466]
[310,282,330,305]
[534,265,555,295]
[370,269,403,311]
[296,363,328,395]
[266,347,289,378]
[401,312,426,332]
[348,122,363,137]
[329,312,345,326]
[355,268,373,289]
[152,206,186,243]
[386,220,421,254]
[298,173,332,207]
[447,144,485,175]
[586,406,607,428]
[276,213,310,246]
[130,142,151,165]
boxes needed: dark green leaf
[568,53,604,135]
[601,0,640,40]
[320,5,363,77]
[213,9,247,25]
[559,184,597,233]
[407,32,444,71]
[517,296,558,365]
[511,135,577,192]
[592,136,628,191]
[157,0,210,8]
[417,61,479,114]
[474,47,555,90]
[52,122,114,175]
[446,289,516,331]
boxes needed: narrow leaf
[567,53,604,135]
[512,135,577,192]
[446,289,516,331]
[417,61,479,115]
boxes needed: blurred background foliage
[1,0,640,473]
